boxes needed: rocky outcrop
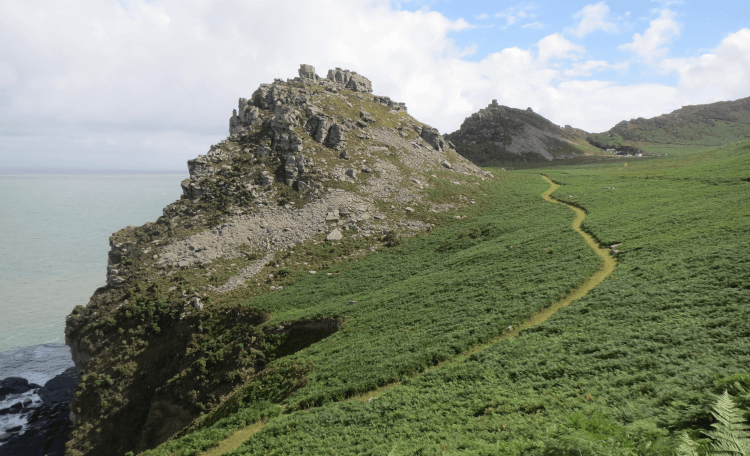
[326,67,372,93]
[0,368,78,456]
[445,99,590,165]
[64,63,491,456]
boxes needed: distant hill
[589,95,750,150]
[445,100,598,166]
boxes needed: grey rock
[345,169,357,179]
[38,366,78,407]
[326,68,372,93]
[441,160,452,169]
[190,297,203,311]
[404,207,415,213]
[360,110,375,123]
[326,228,343,241]
[177,260,190,268]
[260,171,274,187]
[270,104,299,130]
[298,64,319,80]
[0,377,32,396]
[420,126,444,151]
[326,123,349,150]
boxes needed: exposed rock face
[0,368,78,456]
[326,67,372,93]
[445,99,589,165]
[64,64,491,456]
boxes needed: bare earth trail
[196,175,617,456]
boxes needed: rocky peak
[64,63,491,456]
[445,100,590,165]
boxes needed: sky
[0,0,748,170]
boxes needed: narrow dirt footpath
[524,175,617,329]
[195,175,616,456]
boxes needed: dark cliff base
[0,367,78,456]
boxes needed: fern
[676,432,700,456]
[704,391,750,456]
[675,391,750,456]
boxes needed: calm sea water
[0,171,187,354]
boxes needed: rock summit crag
[445,99,590,165]
[64,64,491,456]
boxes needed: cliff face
[445,100,591,165]
[63,65,491,456]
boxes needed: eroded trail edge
[197,175,616,456]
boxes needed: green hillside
[140,141,750,455]
[589,96,750,153]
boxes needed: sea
[0,170,187,435]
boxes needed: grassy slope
[147,142,750,455]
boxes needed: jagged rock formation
[64,64,491,456]
[445,100,591,165]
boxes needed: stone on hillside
[441,160,452,169]
[190,297,203,311]
[325,210,340,221]
[326,124,349,150]
[420,126,445,151]
[404,207,415,213]
[326,68,372,93]
[360,110,375,123]
[326,228,343,241]
[345,169,357,179]
[298,64,319,80]
[260,171,274,187]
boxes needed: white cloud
[660,28,750,103]
[494,2,539,28]
[537,34,586,62]
[567,2,618,38]
[619,9,680,62]
[0,0,747,170]
[563,60,609,77]
[0,0,474,168]
[474,12,490,20]
[522,21,544,30]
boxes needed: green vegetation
[594,96,750,151]
[139,139,750,455]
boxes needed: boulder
[325,124,348,150]
[306,112,334,144]
[360,110,375,123]
[298,64,319,81]
[420,127,444,151]
[260,171,274,187]
[38,367,78,407]
[0,377,32,397]
[326,68,372,93]
[326,228,343,241]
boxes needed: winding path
[196,175,616,456]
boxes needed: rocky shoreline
[0,344,78,456]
